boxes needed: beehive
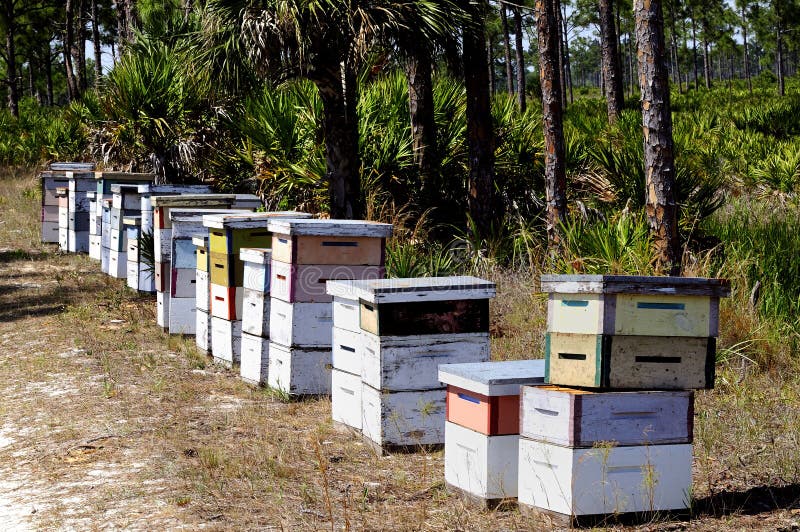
[439,360,545,505]
[541,275,730,390]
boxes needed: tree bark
[403,40,438,195]
[535,0,567,247]
[4,8,18,117]
[634,0,680,275]
[77,0,88,93]
[776,20,784,96]
[690,9,698,90]
[44,43,53,106]
[65,0,80,101]
[500,3,514,94]
[315,63,362,220]
[92,0,102,91]
[513,7,526,112]
[561,2,574,104]
[555,0,567,109]
[487,35,495,95]
[701,25,711,89]
[599,0,624,121]
[463,2,497,239]
[742,7,751,94]
[668,0,682,93]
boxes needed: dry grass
[2,167,800,530]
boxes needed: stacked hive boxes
[325,276,496,452]
[151,194,261,329]
[267,219,392,396]
[94,172,154,268]
[438,360,545,506]
[55,188,69,251]
[201,212,309,367]
[239,248,272,385]
[517,274,730,525]
[39,162,95,244]
[194,235,212,355]
[109,183,210,287]
[123,216,151,291]
[86,191,101,260]
[65,170,95,253]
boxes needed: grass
[3,167,800,529]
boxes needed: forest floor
[2,167,800,531]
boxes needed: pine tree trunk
[535,0,567,247]
[44,44,53,106]
[464,2,497,239]
[404,40,438,194]
[514,7,526,112]
[627,33,635,95]
[77,0,87,93]
[742,7,751,94]
[599,0,624,121]
[555,0,567,109]
[65,0,80,101]
[4,14,18,117]
[702,30,711,89]
[668,1,682,93]
[487,36,495,95]
[777,23,785,96]
[634,0,680,275]
[500,3,514,94]
[92,0,102,91]
[561,2,574,104]
[115,0,127,53]
[690,12,698,90]
[315,63,362,220]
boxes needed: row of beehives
[40,164,732,525]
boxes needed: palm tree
[241,0,453,220]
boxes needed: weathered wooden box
[269,299,333,347]
[270,261,385,304]
[267,342,332,396]
[331,326,363,375]
[195,269,210,312]
[171,268,196,298]
[152,194,261,229]
[196,308,212,354]
[545,333,715,389]
[240,332,270,386]
[241,248,272,292]
[67,230,90,253]
[542,275,730,338]
[89,234,102,260]
[439,360,545,437]
[242,289,271,338]
[209,252,243,287]
[267,219,392,265]
[154,261,170,293]
[444,422,520,503]
[211,317,242,366]
[168,297,196,335]
[517,439,692,518]
[210,283,244,321]
[332,296,361,333]
[361,385,446,448]
[108,249,127,278]
[203,211,310,254]
[361,332,491,392]
[157,291,169,329]
[331,368,363,430]
[520,386,693,447]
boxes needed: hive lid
[50,162,95,171]
[267,218,393,237]
[151,194,239,207]
[540,274,731,297]
[240,247,272,265]
[169,209,250,222]
[438,360,546,396]
[122,216,141,226]
[326,276,496,303]
[94,172,154,181]
[202,211,311,229]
